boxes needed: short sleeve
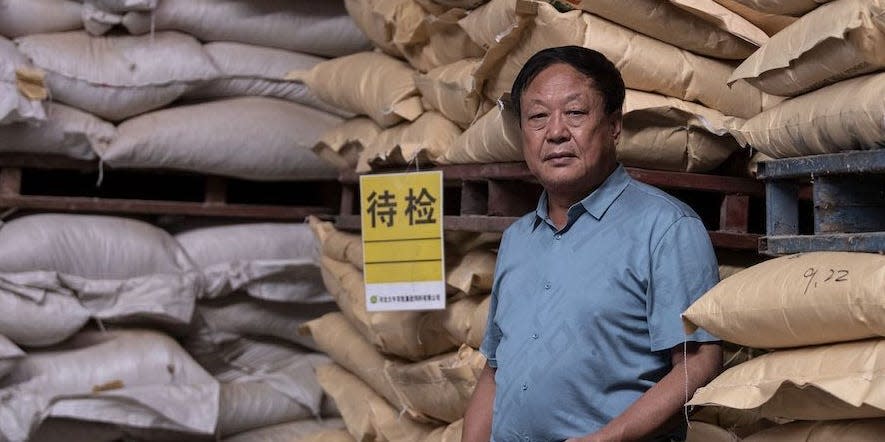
[647,216,720,352]
[479,231,510,368]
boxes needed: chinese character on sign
[404,187,437,225]
[366,190,397,228]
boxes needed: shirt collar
[533,164,631,229]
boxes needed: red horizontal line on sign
[365,259,443,265]
[363,237,442,243]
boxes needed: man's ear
[609,111,623,146]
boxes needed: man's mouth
[543,151,577,161]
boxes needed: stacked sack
[0,214,347,440]
[301,217,498,441]
[726,0,884,158]
[2,0,373,181]
[682,251,885,441]
[314,0,786,175]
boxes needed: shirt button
[544,282,551,290]
[521,383,528,391]
[554,234,562,240]
[531,333,539,340]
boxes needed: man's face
[520,63,621,198]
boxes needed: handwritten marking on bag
[803,267,849,294]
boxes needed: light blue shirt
[480,165,719,442]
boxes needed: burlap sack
[712,0,798,36]
[384,346,486,423]
[0,0,82,38]
[356,111,462,172]
[476,0,766,118]
[299,428,356,442]
[0,36,46,124]
[287,52,423,128]
[308,218,365,270]
[121,0,370,58]
[175,223,328,302]
[685,421,741,442]
[0,334,24,380]
[689,339,885,420]
[416,58,483,129]
[732,72,884,158]
[98,97,340,180]
[316,364,437,441]
[619,90,744,172]
[725,0,833,16]
[446,249,497,296]
[16,31,220,121]
[318,257,456,361]
[744,419,885,441]
[223,419,346,442]
[0,102,112,160]
[556,0,765,59]
[313,118,383,171]
[730,0,885,97]
[436,102,523,164]
[0,330,219,442]
[684,252,885,349]
[299,312,405,415]
[184,42,351,117]
[0,214,200,347]
[429,294,491,349]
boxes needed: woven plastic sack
[0,36,46,124]
[0,102,111,160]
[730,0,885,97]
[0,214,200,347]
[184,42,351,117]
[724,0,833,16]
[416,58,483,129]
[224,419,347,442]
[0,0,82,38]
[313,118,382,171]
[81,0,157,35]
[0,330,219,441]
[97,97,340,181]
[121,0,371,58]
[0,335,23,380]
[16,31,220,121]
[732,73,884,158]
[357,111,462,172]
[175,223,328,302]
[744,419,885,441]
[286,52,424,128]
[689,338,885,420]
[555,0,766,59]
[683,252,885,349]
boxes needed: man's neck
[545,164,617,230]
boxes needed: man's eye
[567,110,587,116]
[529,113,547,120]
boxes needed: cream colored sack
[724,0,833,16]
[185,42,351,117]
[684,252,885,349]
[712,0,798,36]
[0,102,111,160]
[732,73,884,158]
[286,52,423,128]
[0,0,82,38]
[98,97,340,181]
[299,428,356,442]
[416,58,483,129]
[730,0,885,96]
[425,420,465,442]
[691,406,777,438]
[436,102,523,164]
[316,364,437,441]
[121,0,371,58]
[685,421,740,442]
[395,7,486,73]
[479,1,766,118]
[446,249,497,296]
[319,257,457,361]
[357,111,462,173]
[314,118,383,171]
[384,346,486,423]
[744,419,885,442]
[343,0,416,57]
[689,339,885,420]
[308,218,365,270]
[556,0,766,59]
[427,294,491,349]
[223,419,346,442]
[15,31,219,121]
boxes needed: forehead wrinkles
[523,65,602,109]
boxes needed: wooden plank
[766,180,799,236]
[707,231,760,250]
[720,194,749,233]
[760,232,885,255]
[339,183,355,217]
[757,150,885,179]
[487,180,541,217]
[814,175,885,234]
[0,168,22,196]
[0,195,333,219]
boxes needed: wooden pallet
[337,162,764,250]
[758,150,885,255]
[0,154,339,220]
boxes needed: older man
[462,46,722,442]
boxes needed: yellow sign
[360,171,445,311]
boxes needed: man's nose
[545,111,570,144]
